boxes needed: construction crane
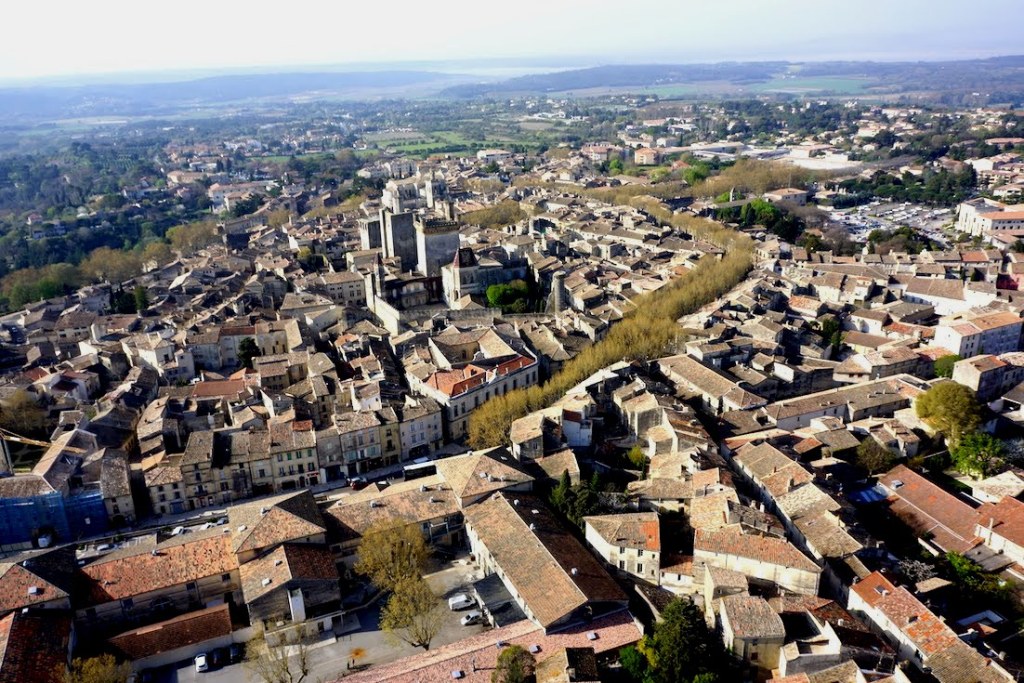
[0,427,87,475]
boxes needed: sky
[4,0,1024,83]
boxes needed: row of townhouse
[144,396,445,516]
[144,419,316,515]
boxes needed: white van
[448,594,474,611]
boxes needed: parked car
[194,654,209,673]
[461,610,483,626]
[209,648,225,668]
[229,643,244,664]
[448,594,474,611]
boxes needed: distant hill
[441,56,1024,103]
[3,55,1024,126]
[0,70,472,123]
[443,62,788,97]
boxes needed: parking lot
[150,554,486,682]
[829,201,954,247]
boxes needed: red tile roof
[0,562,69,614]
[463,494,627,630]
[584,513,661,552]
[191,379,246,399]
[977,496,1024,547]
[880,466,980,553]
[108,604,232,661]
[80,533,238,604]
[239,544,339,603]
[0,610,71,683]
[851,571,1006,681]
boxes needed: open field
[362,129,518,157]
[751,76,872,94]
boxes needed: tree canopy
[856,438,897,476]
[60,654,132,683]
[239,337,261,370]
[933,354,961,379]
[550,469,604,528]
[354,518,429,592]
[619,598,730,683]
[950,432,1005,479]
[492,645,536,683]
[245,628,311,683]
[166,220,218,256]
[462,200,525,230]
[486,280,531,312]
[915,381,981,446]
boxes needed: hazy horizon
[4,0,1023,86]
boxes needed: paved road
[155,557,486,683]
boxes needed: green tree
[626,444,647,470]
[238,337,261,369]
[856,438,897,476]
[619,645,650,681]
[486,280,531,310]
[641,599,729,683]
[570,485,599,527]
[491,645,536,683]
[950,431,1004,479]
[814,315,844,349]
[133,285,149,312]
[60,654,132,683]
[110,287,136,314]
[933,354,961,378]
[354,518,429,592]
[691,675,720,683]
[550,470,573,514]
[915,381,981,446]
[379,576,445,651]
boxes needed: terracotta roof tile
[80,532,238,604]
[0,610,71,683]
[239,544,338,604]
[584,513,660,552]
[108,603,232,661]
[464,494,627,630]
[228,490,326,555]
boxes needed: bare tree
[245,628,312,683]
[380,576,447,651]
